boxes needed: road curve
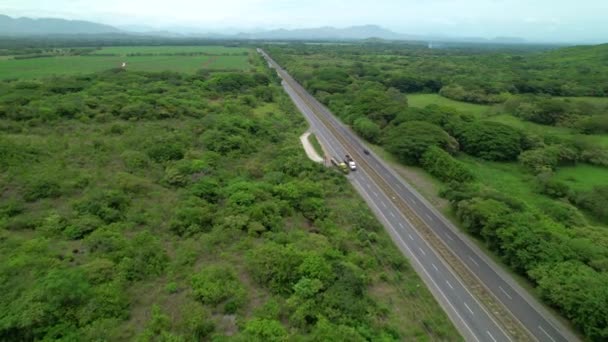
[259,48,578,342]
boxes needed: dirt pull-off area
[300,132,325,163]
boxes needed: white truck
[344,154,357,171]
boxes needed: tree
[383,121,458,164]
[455,121,522,161]
[353,117,381,142]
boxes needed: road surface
[258,48,578,342]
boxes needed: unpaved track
[300,132,324,163]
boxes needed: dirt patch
[299,132,324,163]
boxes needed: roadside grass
[0,53,250,79]
[307,133,324,157]
[91,45,249,55]
[407,94,493,117]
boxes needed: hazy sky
[2,0,607,42]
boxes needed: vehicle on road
[344,154,357,171]
[363,149,370,155]
[330,157,349,174]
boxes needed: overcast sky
[2,0,607,42]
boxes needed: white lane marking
[464,302,474,315]
[539,326,556,342]
[446,280,454,289]
[398,222,405,229]
[425,213,434,222]
[432,263,439,272]
[408,234,414,241]
[499,286,513,300]
[468,256,480,267]
[445,233,454,241]
[389,212,396,218]
[486,331,498,342]
[381,201,388,209]
[373,191,379,197]
[418,247,426,256]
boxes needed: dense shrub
[455,121,523,161]
[572,186,608,222]
[421,146,474,183]
[383,121,458,164]
[191,265,245,308]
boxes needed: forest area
[267,42,608,341]
[0,46,459,340]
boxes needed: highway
[258,48,578,342]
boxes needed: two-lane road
[259,48,577,342]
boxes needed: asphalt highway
[258,48,577,342]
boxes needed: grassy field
[554,164,608,191]
[91,45,249,55]
[407,94,494,117]
[0,54,250,79]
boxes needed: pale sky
[2,0,607,43]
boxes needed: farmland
[91,45,250,55]
[0,45,251,79]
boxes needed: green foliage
[247,243,304,295]
[455,121,523,161]
[383,121,458,164]
[191,265,246,309]
[421,146,474,183]
[530,261,608,340]
[353,117,381,142]
[243,318,288,342]
[572,186,608,222]
[0,56,458,340]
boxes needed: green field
[407,94,493,117]
[0,54,250,79]
[92,45,249,55]
[554,164,608,191]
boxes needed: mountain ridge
[0,14,530,44]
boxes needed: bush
[247,243,304,295]
[572,186,608,222]
[421,146,474,183]
[146,143,184,163]
[243,318,288,342]
[169,198,215,236]
[191,265,245,308]
[73,190,130,224]
[23,178,61,202]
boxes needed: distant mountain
[231,25,414,41]
[0,14,530,44]
[0,14,121,35]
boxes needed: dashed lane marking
[464,302,474,315]
[499,286,513,300]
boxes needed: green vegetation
[91,45,249,55]
[0,46,251,80]
[0,48,458,340]
[269,42,608,340]
[308,133,324,157]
